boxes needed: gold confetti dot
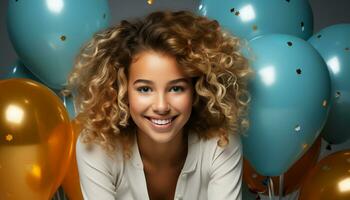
[60,35,66,41]
[322,100,328,107]
[5,134,13,142]
[147,0,154,5]
[252,25,258,31]
[235,11,240,16]
[302,143,308,149]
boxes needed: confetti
[322,100,328,107]
[5,134,13,142]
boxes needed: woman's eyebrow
[133,78,190,85]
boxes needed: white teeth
[150,118,172,125]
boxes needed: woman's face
[127,51,193,144]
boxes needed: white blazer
[76,131,243,200]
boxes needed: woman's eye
[137,87,151,93]
[170,86,184,92]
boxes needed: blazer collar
[130,131,199,174]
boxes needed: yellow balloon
[0,78,73,200]
[62,120,83,200]
[299,150,350,200]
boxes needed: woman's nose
[152,94,170,114]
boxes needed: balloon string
[59,88,78,117]
[279,174,284,198]
[72,93,78,114]
[62,94,67,108]
[267,177,272,200]
[269,177,275,199]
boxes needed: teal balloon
[0,61,42,83]
[198,0,313,40]
[7,0,110,89]
[308,24,350,144]
[241,34,331,176]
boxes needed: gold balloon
[0,79,73,200]
[61,120,83,200]
[244,137,321,195]
[299,150,350,200]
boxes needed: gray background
[1,0,350,66]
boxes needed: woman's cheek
[171,92,193,109]
[130,94,151,110]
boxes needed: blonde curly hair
[65,10,253,159]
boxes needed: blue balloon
[0,60,42,83]
[241,34,331,176]
[308,24,350,144]
[198,0,313,41]
[7,0,110,89]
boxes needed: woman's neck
[136,130,188,169]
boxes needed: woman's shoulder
[75,133,124,174]
[197,129,242,151]
[195,130,242,163]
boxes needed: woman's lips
[144,116,178,131]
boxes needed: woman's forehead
[128,51,189,82]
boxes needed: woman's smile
[145,115,178,132]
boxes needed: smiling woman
[128,51,193,145]
[64,10,253,200]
